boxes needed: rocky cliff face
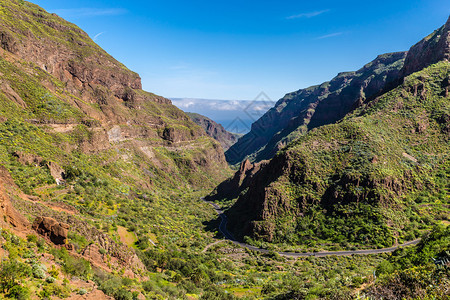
[206,159,268,201]
[0,167,29,231]
[222,18,450,247]
[186,112,239,150]
[402,16,450,77]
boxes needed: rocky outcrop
[46,161,65,184]
[32,216,69,245]
[207,159,267,201]
[187,112,239,150]
[81,243,145,278]
[13,151,43,166]
[0,167,29,230]
[225,51,407,165]
[402,16,450,77]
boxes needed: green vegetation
[227,62,450,252]
[0,1,447,299]
[367,225,449,299]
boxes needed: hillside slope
[0,0,230,189]
[227,60,449,247]
[0,1,231,298]
[221,17,450,248]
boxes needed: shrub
[32,264,47,279]
[39,283,70,299]
[0,260,32,294]
[48,265,59,278]
[46,276,56,283]
[6,284,30,300]
[113,288,133,300]
[200,285,235,300]
[375,260,394,276]
[78,288,87,295]
[52,248,92,278]
[26,234,37,243]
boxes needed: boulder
[32,216,69,245]
[46,161,65,184]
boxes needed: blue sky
[32,0,449,101]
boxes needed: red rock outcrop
[402,16,450,77]
[207,159,267,201]
[0,167,29,230]
[32,216,69,245]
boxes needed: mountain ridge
[186,112,240,150]
[226,60,449,245]
[214,16,450,249]
[225,51,407,164]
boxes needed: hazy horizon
[171,97,275,134]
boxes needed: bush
[200,285,235,300]
[39,283,70,299]
[46,276,56,283]
[262,282,277,295]
[113,288,133,300]
[375,260,394,276]
[6,284,30,300]
[26,234,37,243]
[0,259,32,293]
[48,265,59,278]
[52,248,92,278]
[78,288,87,295]
[32,264,47,279]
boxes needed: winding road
[202,198,421,257]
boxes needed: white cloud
[287,9,329,20]
[171,98,273,112]
[93,32,105,42]
[315,32,344,39]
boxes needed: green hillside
[227,61,449,250]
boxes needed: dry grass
[117,226,137,247]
